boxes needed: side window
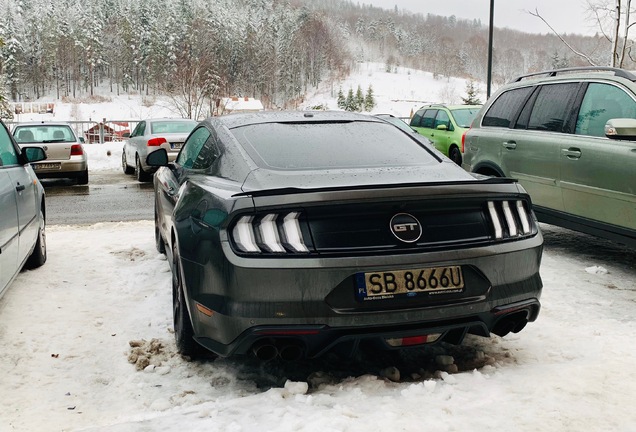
[410,110,424,127]
[131,122,145,137]
[482,86,534,128]
[176,126,213,169]
[0,123,19,167]
[420,109,437,129]
[576,83,636,137]
[434,110,451,130]
[526,83,578,132]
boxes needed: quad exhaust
[492,311,529,337]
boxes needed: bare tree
[530,1,636,67]
[528,8,597,66]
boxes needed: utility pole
[487,0,494,98]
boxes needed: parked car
[463,66,636,248]
[148,111,543,361]
[409,104,481,165]
[1,120,47,298]
[122,118,197,182]
[13,122,89,184]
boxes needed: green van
[410,104,481,165]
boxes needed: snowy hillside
[13,63,485,125]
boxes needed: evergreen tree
[0,74,13,118]
[1,7,22,100]
[354,85,364,111]
[364,85,375,111]
[461,80,482,105]
[337,87,345,109]
[345,87,355,111]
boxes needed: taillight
[461,129,469,153]
[231,212,310,254]
[70,144,84,156]
[147,137,167,146]
[487,200,534,239]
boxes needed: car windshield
[450,108,480,128]
[13,125,75,143]
[232,121,436,170]
[150,120,197,134]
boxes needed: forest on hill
[0,0,617,117]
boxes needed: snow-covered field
[1,63,635,431]
[2,221,635,431]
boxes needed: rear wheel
[25,208,46,269]
[76,169,89,185]
[449,146,462,166]
[135,154,151,182]
[172,242,204,358]
[122,150,134,174]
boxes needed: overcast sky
[362,0,597,36]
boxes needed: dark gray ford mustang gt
[148,111,543,361]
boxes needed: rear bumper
[32,158,87,178]
[181,234,544,358]
[196,298,540,359]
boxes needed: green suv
[463,67,636,247]
[409,104,481,165]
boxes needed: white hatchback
[13,122,89,184]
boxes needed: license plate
[34,163,61,171]
[356,266,464,300]
[171,142,183,150]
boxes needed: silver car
[13,122,89,184]
[1,119,47,298]
[122,118,197,182]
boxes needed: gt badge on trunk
[390,213,422,243]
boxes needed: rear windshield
[150,120,197,134]
[450,108,480,128]
[13,125,76,143]
[232,121,437,170]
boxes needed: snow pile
[585,265,610,275]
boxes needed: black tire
[25,208,47,269]
[449,146,462,166]
[172,242,203,358]
[122,150,134,174]
[76,169,89,185]
[155,208,166,254]
[135,154,151,182]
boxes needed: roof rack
[511,67,636,83]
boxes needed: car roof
[13,122,74,127]
[205,110,385,129]
[510,66,636,84]
[417,104,481,111]
[145,118,197,122]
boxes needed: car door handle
[561,148,582,159]
[502,141,517,149]
[16,183,26,192]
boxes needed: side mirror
[436,124,448,131]
[79,137,85,143]
[605,118,636,140]
[147,148,169,167]
[122,132,130,138]
[22,147,47,163]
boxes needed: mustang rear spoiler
[233,177,519,198]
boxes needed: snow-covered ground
[2,221,635,431]
[2,64,635,431]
